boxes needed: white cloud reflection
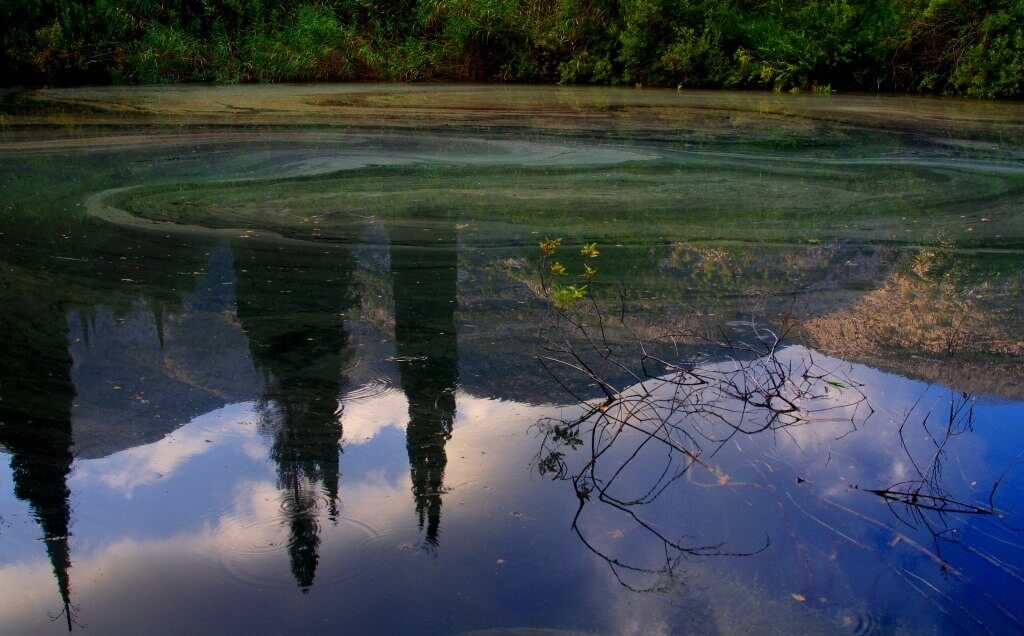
[340,390,408,446]
[0,356,1014,634]
[70,403,259,497]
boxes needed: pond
[1,85,1023,634]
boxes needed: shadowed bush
[2,0,1021,97]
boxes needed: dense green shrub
[1,0,1021,97]
[951,2,1024,97]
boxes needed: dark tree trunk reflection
[388,222,460,548]
[233,240,357,591]
[0,296,77,629]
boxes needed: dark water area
[1,86,1023,634]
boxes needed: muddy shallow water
[1,85,1023,634]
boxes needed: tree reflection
[0,222,230,626]
[388,223,460,548]
[233,240,357,591]
[0,299,78,630]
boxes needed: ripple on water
[214,486,420,590]
[840,610,879,635]
[342,376,400,402]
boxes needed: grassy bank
[2,0,1022,97]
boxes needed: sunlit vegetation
[801,248,1024,398]
[3,0,1022,97]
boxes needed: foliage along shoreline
[2,0,1022,98]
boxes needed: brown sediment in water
[3,85,1024,145]
[801,257,1024,399]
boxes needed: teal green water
[1,88,1023,634]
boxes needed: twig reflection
[534,292,870,590]
[533,282,1021,596]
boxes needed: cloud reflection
[1,345,1020,634]
[72,403,259,497]
[341,391,408,446]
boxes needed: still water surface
[1,86,1023,634]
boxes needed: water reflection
[234,239,358,590]
[66,245,262,459]
[388,222,460,548]
[0,226,220,629]
[534,305,872,590]
[0,302,77,630]
[0,117,1023,633]
[533,297,1024,630]
[802,248,1024,399]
